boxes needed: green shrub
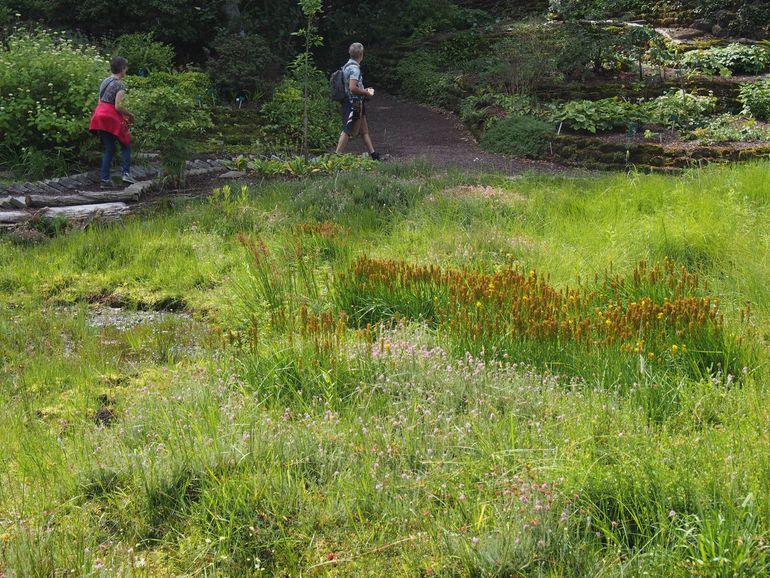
[480,114,554,156]
[489,25,561,95]
[679,44,770,76]
[207,32,279,101]
[125,72,213,182]
[127,71,211,105]
[396,50,458,109]
[460,91,534,131]
[738,81,770,121]
[553,98,647,133]
[0,28,107,177]
[689,114,770,143]
[111,32,174,75]
[260,57,339,152]
[645,89,716,130]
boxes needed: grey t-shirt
[99,77,127,104]
[342,59,364,101]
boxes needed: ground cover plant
[1,160,769,575]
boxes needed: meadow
[1,160,769,576]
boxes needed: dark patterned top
[98,77,127,104]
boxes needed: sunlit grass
[1,161,769,575]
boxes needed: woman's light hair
[349,42,364,60]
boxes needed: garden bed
[549,133,770,171]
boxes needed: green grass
[1,161,769,576]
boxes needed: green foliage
[8,0,224,59]
[111,32,174,75]
[689,114,770,144]
[0,28,107,177]
[647,89,717,130]
[226,153,375,177]
[207,32,278,101]
[738,81,770,121]
[395,50,458,109]
[126,72,213,182]
[489,23,561,95]
[260,56,339,152]
[553,97,647,133]
[548,0,656,19]
[553,91,716,134]
[679,44,770,76]
[479,114,554,156]
[460,91,535,131]
[1,164,770,575]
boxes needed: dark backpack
[330,62,354,102]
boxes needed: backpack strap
[99,78,117,102]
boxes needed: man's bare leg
[335,131,349,154]
[359,117,375,154]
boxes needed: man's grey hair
[349,42,364,60]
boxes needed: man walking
[335,42,380,159]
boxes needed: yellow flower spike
[682,344,687,353]
[672,344,679,355]
[648,352,655,360]
[657,312,664,320]
[475,301,482,309]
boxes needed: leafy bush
[126,72,213,182]
[479,115,554,156]
[688,114,770,143]
[111,32,174,75]
[0,28,107,177]
[553,98,647,133]
[679,44,770,76]
[489,24,561,95]
[738,81,770,121]
[260,57,341,152]
[645,89,716,130]
[460,91,534,131]
[207,32,279,101]
[552,90,716,134]
[127,71,211,105]
[396,50,458,109]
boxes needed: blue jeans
[99,131,131,181]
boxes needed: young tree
[296,0,323,159]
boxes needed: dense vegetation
[1,162,770,574]
[2,1,770,575]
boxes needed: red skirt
[89,102,131,146]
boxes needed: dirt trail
[344,91,567,174]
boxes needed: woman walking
[89,56,136,187]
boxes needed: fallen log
[25,189,140,208]
[0,202,130,225]
[42,202,130,222]
[0,210,31,224]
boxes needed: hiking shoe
[122,172,137,184]
[100,180,112,188]
[369,151,381,161]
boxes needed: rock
[219,170,247,179]
[712,24,725,37]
